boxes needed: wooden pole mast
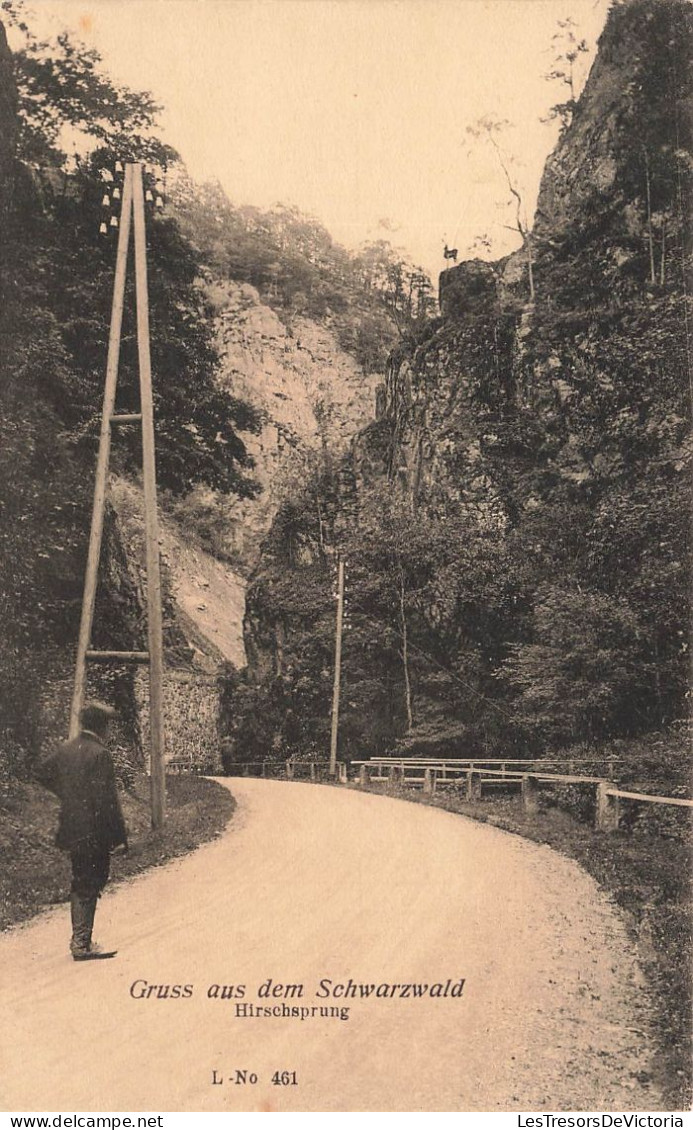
[329,557,345,777]
[69,161,165,829]
[69,165,134,740]
[132,162,166,828]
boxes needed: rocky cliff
[381,0,691,513]
[200,278,380,570]
[238,0,692,763]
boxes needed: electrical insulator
[101,194,110,207]
[155,196,164,209]
[113,187,121,200]
[110,216,118,228]
[99,222,107,235]
[145,189,153,202]
[156,179,164,192]
[115,160,123,173]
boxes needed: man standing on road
[39,700,128,961]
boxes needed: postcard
[0,0,690,1116]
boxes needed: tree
[543,17,590,131]
[466,116,535,299]
[3,0,176,169]
[337,487,524,745]
[352,239,436,333]
[2,6,262,496]
[172,179,435,372]
[500,587,649,746]
[613,0,693,286]
[346,493,423,731]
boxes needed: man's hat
[80,700,118,729]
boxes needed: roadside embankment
[0,773,235,932]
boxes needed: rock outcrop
[207,279,380,568]
[364,0,692,517]
[240,0,691,762]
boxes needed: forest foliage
[0,3,265,773]
[1,0,690,785]
[173,177,436,373]
[228,0,692,777]
[0,0,434,774]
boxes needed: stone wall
[135,669,222,774]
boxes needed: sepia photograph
[0,0,691,1116]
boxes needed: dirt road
[1,780,663,1112]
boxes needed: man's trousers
[69,844,111,954]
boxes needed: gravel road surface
[1,779,663,1112]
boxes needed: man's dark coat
[39,732,127,853]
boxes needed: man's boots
[70,893,116,960]
[70,892,99,960]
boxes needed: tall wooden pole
[132,162,166,828]
[329,558,345,777]
[69,166,134,740]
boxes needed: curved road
[1,779,662,1112]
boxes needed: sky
[20,0,611,280]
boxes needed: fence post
[338,762,348,784]
[423,767,434,795]
[310,762,317,782]
[522,774,540,816]
[595,781,621,832]
[359,764,369,786]
[285,760,294,780]
[466,770,482,801]
[389,764,403,788]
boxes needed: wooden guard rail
[351,755,623,779]
[165,755,692,835]
[353,758,693,833]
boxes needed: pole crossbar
[86,650,150,664]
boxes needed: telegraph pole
[132,163,165,829]
[69,164,134,741]
[69,161,165,828]
[329,557,345,777]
